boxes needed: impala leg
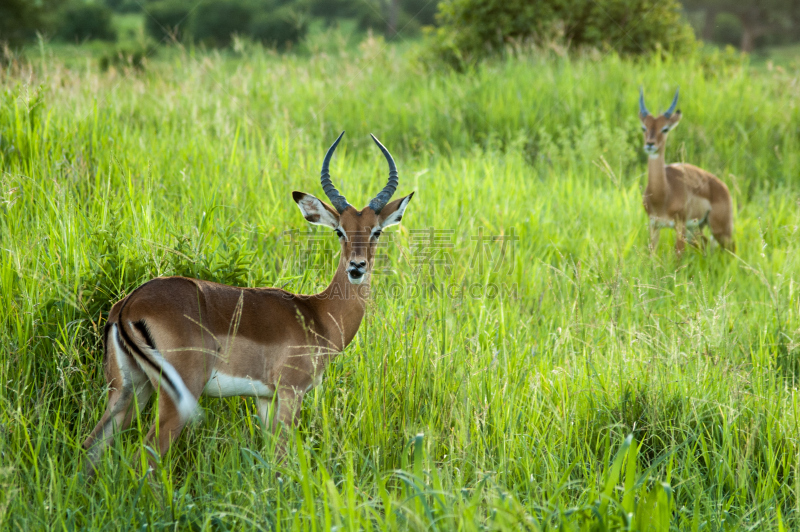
[648,221,660,252]
[716,234,735,253]
[83,346,152,477]
[272,387,305,462]
[709,205,735,252]
[83,384,153,476]
[138,380,204,472]
[145,394,185,470]
[83,385,132,476]
[674,220,686,258]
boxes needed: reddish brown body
[639,89,734,256]
[82,133,413,474]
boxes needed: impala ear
[378,192,413,229]
[666,110,682,128]
[293,191,339,229]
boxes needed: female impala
[82,132,413,474]
[638,88,734,256]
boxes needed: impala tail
[113,321,200,422]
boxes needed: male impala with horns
[638,88,734,257]
[82,132,413,475]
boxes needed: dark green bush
[0,0,69,45]
[56,3,116,42]
[712,12,743,48]
[308,0,437,37]
[309,0,358,21]
[355,2,388,33]
[104,0,140,13]
[428,0,696,67]
[405,0,439,26]
[191,0,253,47]
[0,0,44,45]
[144,0,191,41]
[249,6,307,49]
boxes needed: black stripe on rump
[133,320,156,350]
[116,317,182,401]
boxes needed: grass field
[1,38,800,530]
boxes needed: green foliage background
[1,38,800,529]
[428,0,697,67]
[56,3,117,42]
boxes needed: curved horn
[368,134,398,214]
[639,87,649,116]
[320,131,350,214]
[664,87,679,118]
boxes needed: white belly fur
[650,201,711,231]
[202,370,274,398]
[685,197,711,228]
[650,217,674,229]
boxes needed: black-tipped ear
[667,110,682,128]
[293,191,339,229]
[378,192,414,229]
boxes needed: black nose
[349,260,367,269]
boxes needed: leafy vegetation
[143,1,191,42]
[427,0,697,67]
[56,3,117,43]
[0,0,63,46]
[683,0,800,51]
[249,7,308,50]
[1,36,799,530]
[186,0,308,49]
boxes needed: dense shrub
[309,0,438,37]
[188,0,309,49]
[355,3,390,33]
[191,0,253,47]
[249,6,307,49]
[1,0,40,45]
[144,1,191,42]
[428,0,696,67]
[405,0,439,26]
[56,3,116,42]
[712,12,743,48]
[309,0,358,21]
[0,0,63,45]
[104,0,140,13]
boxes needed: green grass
[112,13,146,43]
[1,39,799,530]
[750,43,800,70]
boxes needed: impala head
[639,87,682,157]
[293,132,413,285]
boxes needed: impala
[82,132,413,474]
[638,88,734,256]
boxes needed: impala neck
[646,146,668,201]
[311,258,370,352]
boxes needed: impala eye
[334,228,345,239]
[661,127,669,133]
[641,126,646,131]
[372,229,382,240]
